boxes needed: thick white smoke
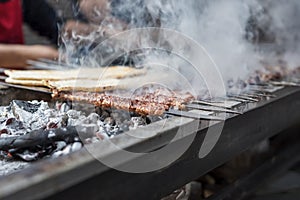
[59,0,300,92]
[255,0,300,69]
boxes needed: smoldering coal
[0,100,153,162]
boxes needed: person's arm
[0,44,58,68]
[22,0,60,45]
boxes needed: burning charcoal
[104,117,116,126]
[0,134,11,138]
[110,112,126,124]
[146,116,162,124]
[54,141,67,152]
[52,142,82,157]
[52,151,64,158]
[82,113,100,124]
[98,126,111,138]
[97,120,104,127]
[100,110,110,121]
[47,122,59,129]
[118,124,130,133]
[61,114,69,127]
[30,119,48,131]
[71,142,82,152]
[58,102,72,113]
[0,100,118,161]
[15,151,39,162]
[0,129,8,135]
[66,110,81,119]
[76,124,98,139]
[145,117,152,125]
[5,118,15,126]
[68,112,88,127]
[5,118,24,133]
[61,144,72,155]
[5,101,56,133]
[0,127,80,152]
[108,126,122,136]
[130,117,147,129]
[12,100,41,114]
[10,101,49,122]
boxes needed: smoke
[58,0,300,93]
[253,0,300,69]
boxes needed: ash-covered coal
[0,100,153,164]
[0,158,29,177]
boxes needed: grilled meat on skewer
[52,91,195,116]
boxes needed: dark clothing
[22,0,59,45]
[0,0,59,45]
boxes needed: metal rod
[226,97,250,103]
[227,94,259,102]
[27,60,76,70]
[37,58,79,69]
[192,100,241,109]
[239,93,262,98]
[244,91,276,98]
[185,104,243,115]
[166,110,224,121]
[269,81,300,87]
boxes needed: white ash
[0,100,142,138]
[0,159,29,177]
[0,100,153,167]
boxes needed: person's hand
[23,45,59,61]
[0,44,58,69]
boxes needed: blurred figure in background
[64,0,127,39]
[60,0,128,65]
[0,0,59,68]
[61,0,158,65]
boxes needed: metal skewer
[243,92,276,98]
[166,109,224,121]
[37,58,79,69]
[227,94,259,102]
[240,93,262,99]
[191,100,241,109]
[27,60,76,70]
[226,97,250,103]
[185,104,243,115]
[269,81,300,87]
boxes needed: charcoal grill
[0,84,300,200]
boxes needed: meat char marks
[52,88,195,116]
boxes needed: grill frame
[0,86,300,200]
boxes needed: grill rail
[0,87,300,200]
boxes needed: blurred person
[60,0,128,65]
[64,0,128,38]
[74,0,157,27]
[61,0,160,65]
[0,0,59,68]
